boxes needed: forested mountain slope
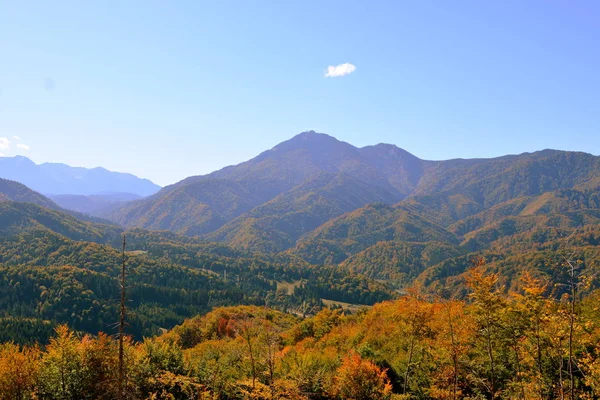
[291,203,459,265]
[206,172,399,253]
[103,133,600,266]
[0,197,393,344]
[299,188,600,293]
[0,201,122,243]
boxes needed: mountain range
[0,155,161,196]
[100,132,600,251]
[2,130,600,343]
[103,132,425,234]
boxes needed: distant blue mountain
[49,192,142,215]
[0,156,161,196]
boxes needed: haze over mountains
[0,178,59,209]
[0,155,161,196]
[49,192,143,215]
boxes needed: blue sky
[1,1,599,186]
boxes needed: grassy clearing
[321,298,371,312]
[126,250,148,256]
[275,279,305,294]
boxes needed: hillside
[298,188,600,290]
[0,199,394,344]
[206,172,399,253]
[0,155,161,196]
[291,203,459,265]
[0,201,122,243]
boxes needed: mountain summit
[104,131,425,238]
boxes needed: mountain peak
[270,131,355,155]
[10,155,36,165]
[361,143,420,161]
[282,130,340,144]
[295,130,330,139]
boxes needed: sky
[1,1,599,186]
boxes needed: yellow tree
[38,325,84,399]
[0,343,40,400]
[429,299,473,400]
[237,315,262,392]
[579,290,600,399]
[466,259,508,400]
[511,272,554,399]
[332,352,392,400]
[398,289,434,396]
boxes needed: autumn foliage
[3,266,600,399]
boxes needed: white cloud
[17,143,30,151]
[0,138,10,150]
[13,136,20,140]
[0,153,5,157]
[324,63,356,78]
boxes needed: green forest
[0,199,393,344]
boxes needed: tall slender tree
[118,234,126,400]
[466,258,506,400]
